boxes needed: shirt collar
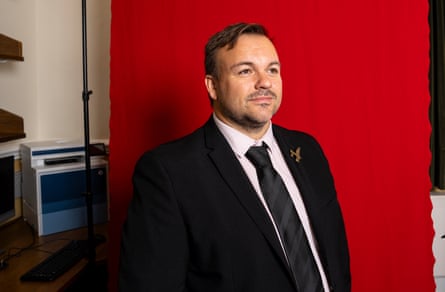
[213,113,275,158]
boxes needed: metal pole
[81,0,95,265]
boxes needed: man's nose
[255,72,272,89]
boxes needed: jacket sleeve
[119,151,189,292]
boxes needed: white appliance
[20,140,108,236]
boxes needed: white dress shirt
[213,114,329,291]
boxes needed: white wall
[432,193,445,292]
[0,0,110,143]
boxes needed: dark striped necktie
[246,142,323,292]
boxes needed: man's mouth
[247,90,277,101]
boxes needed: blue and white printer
[20,140,108,236]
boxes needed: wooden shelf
[0,34,24,61]
[0,109,26,143]
[0,133,26,143]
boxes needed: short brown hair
[204,23,269,79]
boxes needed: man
[119,23,351,292]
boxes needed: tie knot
[246,142,273,169]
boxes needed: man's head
[204,23,283,139]
[205,23,269,79]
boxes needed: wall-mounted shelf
[0,109,26,142]
[0,34,24,61]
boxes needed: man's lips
[248,96,274,103]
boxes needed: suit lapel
[273,126,326,245]
[203,119,290,270]
[273,126,334,282]
[273,127,318,213]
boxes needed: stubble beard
[222,103,277,134]
[215,89,281,135]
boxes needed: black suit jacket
[119,117,351,292]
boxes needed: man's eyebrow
[230,61,254,70]
[269,61,281,67]
[229,61,281,70]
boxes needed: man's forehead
[218,35,278,61]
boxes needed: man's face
[205,34,282,137]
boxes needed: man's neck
[213,113,271,140]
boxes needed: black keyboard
[20,240,88,281]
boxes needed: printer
[20,140,109,236]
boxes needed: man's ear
[205,75,217,101]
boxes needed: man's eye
[238,69,252,75]
[268,67,280,74]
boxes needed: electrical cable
[0,220,72,270]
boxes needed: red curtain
[108,0,435,291]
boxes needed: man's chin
[244,117,272,129]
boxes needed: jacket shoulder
[272,124,321,146]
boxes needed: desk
[0,218,108,292]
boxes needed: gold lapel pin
[290,147,302,163]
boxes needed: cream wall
[0,0,110,144]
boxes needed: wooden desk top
[0,218,108,292]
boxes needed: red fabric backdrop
[108,0,435,291]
